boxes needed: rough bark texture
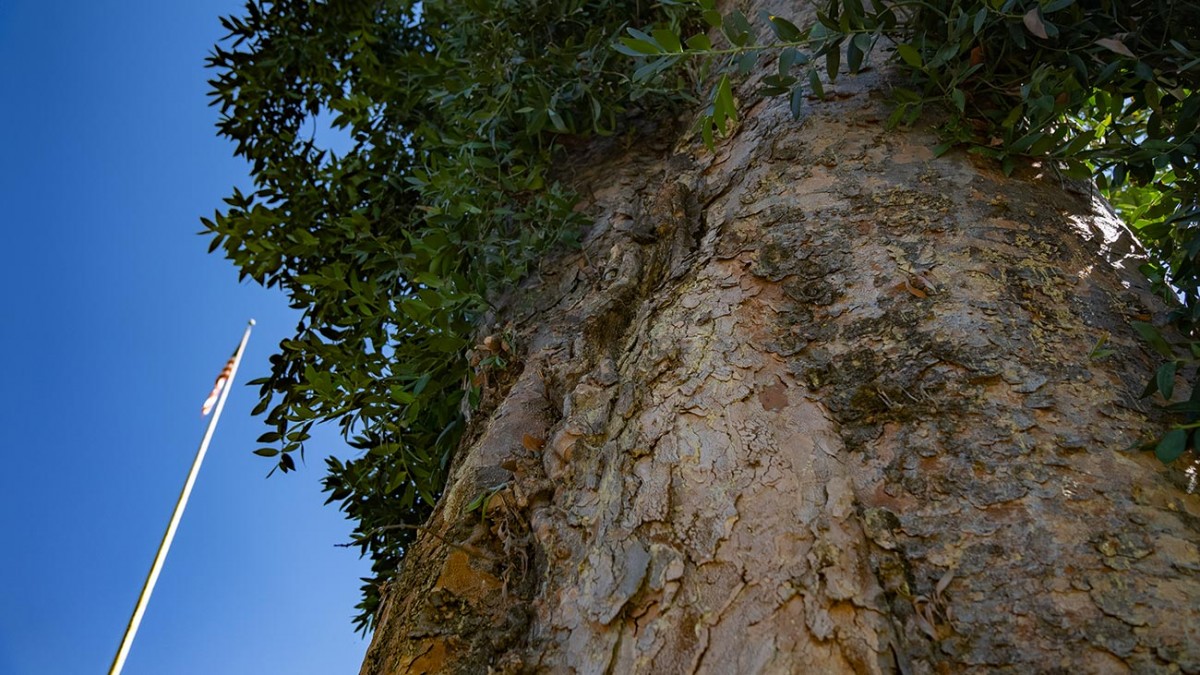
[359,7,1200,673]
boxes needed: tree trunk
[359,11,1200,674]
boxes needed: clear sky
[0,1,373,673]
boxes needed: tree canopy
[205,0,1198,630]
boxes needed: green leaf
[385,469,408,494]
[633,55,679,83]
[413,373,432,396]
[1168,400,1200,414]
[652,28,683,53]
[390,387,416,404]
[713,73,737,132]
[896,43,923,68]
[685,33,711,51]
[428,334,468,352]
[778,47,798,75]
[727,10,754,37]
[1132,321,1175,358]
[618,34,662,56]
[809,69,825,99]
[1059,129,1097,157]
[737,51,757,75]
[1010,131,1045,153]
[1156,429,1189,463]
[1089,333,1115,360]
[254,448,280,457]
[790,86,804,119]
[815,10,839,32]
[251,398,270,416]
[613,40,652,57]
[722,10,753,47]
[369,443,399,457]
[763,13,803,42]
[1157,361,1178,400]
[466,492,487,512]
[847,40,864,74]
[852,33,872,56]
[843,0,865,27]
[626,28,659,48]
[825,43,841,81]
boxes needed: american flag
[201,351,238,416]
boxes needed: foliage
[204,0,689,631]
[621,0,1199,456]
[205,0,1198,631]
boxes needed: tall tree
[205,0,1200,671]
[359,57,1200,675]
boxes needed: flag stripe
[201,353,237,416]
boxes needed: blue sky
[0,1,373,672]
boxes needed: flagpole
[109,319,255,675]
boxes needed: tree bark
[359,9,1200,673]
